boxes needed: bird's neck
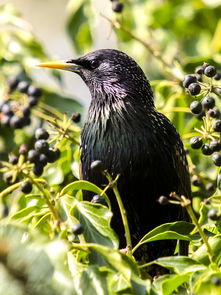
[84,87,155,139]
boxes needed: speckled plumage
[69,49,191,260]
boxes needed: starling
[38,49,191,261]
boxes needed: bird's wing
[157,112,191,199]
[173,141,191,199]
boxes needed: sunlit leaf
[149,256,206,274]
[152,273,189,295]
[191,235,221,265]
[133,221,194,251]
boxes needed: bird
[38,49,191,261]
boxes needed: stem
[0,182,23,198]
[184,199,215,264]
[104,172,132,255]
[22,172,60,223]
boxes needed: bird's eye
[90,60,99,70]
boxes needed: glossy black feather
[73,49,191,260]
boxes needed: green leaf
[66,0,92,53]
[33,212,51,229]
[192,270,221,295]
[61,195,118,265]
[70,264,116,295]
[152,273,189,295]
[73,201,118,249]
[150,256,206,274]
[45,165,64,185]
[133,221,194,251]
[191,235,221,265]
[60,180,111,208]
[80,243,149,294]
[11,205,38,219]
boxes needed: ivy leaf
[149,256,206,274]
[152,273,190,295]
[73,201,118,249]
[133,221,194,252]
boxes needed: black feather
[72,49,191,260]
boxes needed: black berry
[201,143,213,155]
[188,83,201,96]
[1,115,10,127]
[208,109,220,119]
[202,62,210,71]
[9,155,18,165]
[7,76,19,92]
[213,120,221,132]
[21,181,33,194]
[19,144,28,155]
[209,140,221,152]
[3,205,9,217]
[190,136,203,149]
[208,209,219,221]
[91,195,106,205]
[157,195,169,205]
[90,160,104,173]
[195,111,205,120]
[28,96,38,107]
[195,66,204,75]
[212,153,221,166]
[183,75,197,88]
[34,139,49,153]
[0,101,7,112]
[3,172,13,184]
[22,107,31,117]
[71,224,84,235]
[71,112,81,123]
[190,101,202,114]
[112,1,124,13]
[9,116,25,129]
[206,183,215,192]
[35,128,49,140]
[195,74,202,82]
[211,276,221,286]
[1,103,13,117]
[204,65,217,77]
[33,163,44,176]
[17,81,29,93]
[46,148,60,163]
[214,72,221,81]
[201,96,215,109]
[28,149,40,163]
[27,85,42,97]
[191,175,201,187]
[39,154,48,166]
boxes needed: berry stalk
[103,171,132,255]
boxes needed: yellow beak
[36,60,80,72]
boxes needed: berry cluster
[110,0,124,13]
[189,118,221,166]
[2,127,61,189]
[184,63,221,167]
[27,128,60,176]
[183,63,220,97]
[0,76,42,129]
[3,128,60,187]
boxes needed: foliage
[1,1,221,294]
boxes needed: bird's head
[38,49,154,105]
